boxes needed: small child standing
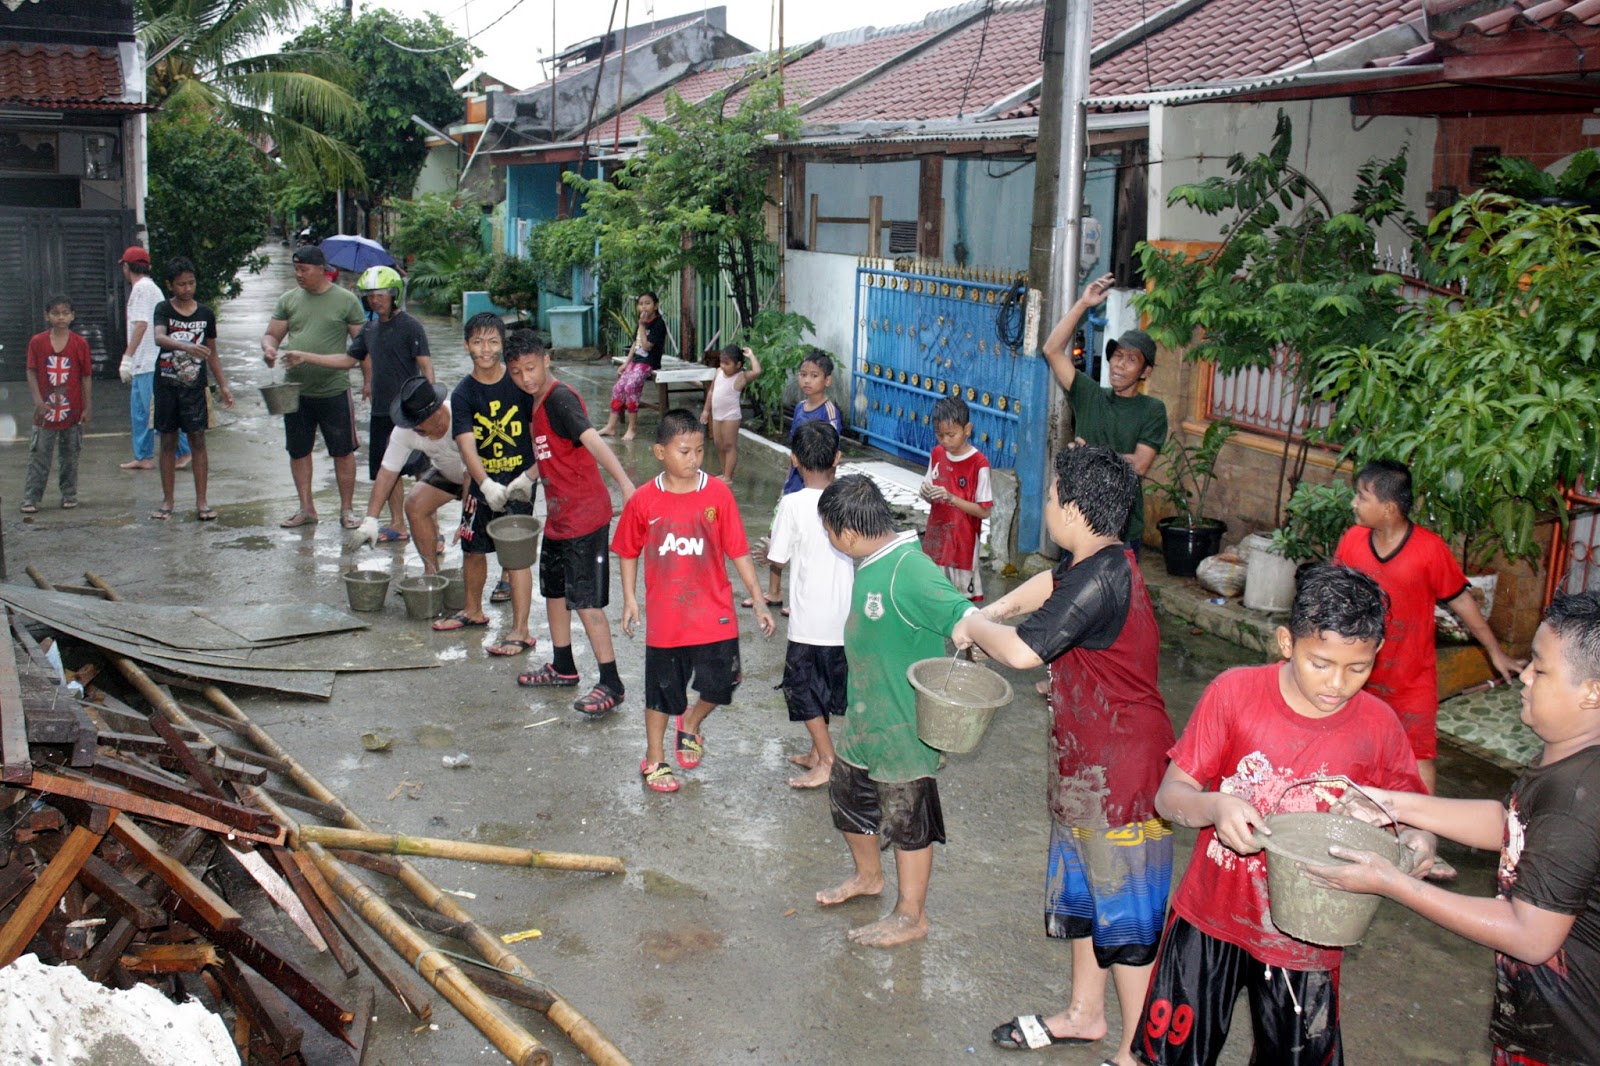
[22,295,92,513]
[1302,590,1600,1065]
[767,421,853,789]
[612,409,776,793]
[1134,563,1434,1066]
[920,396,993,601]
[814,475,977,948]
[757,350,843,609]
[700,344,761,483]
[151,256,234,522]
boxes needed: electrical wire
[381,0,536,54]
[996,278,1026,349]
[956,0,996,118]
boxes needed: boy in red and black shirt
[920,396,993,601]
[504,331,636,715]
[23,295,92,512]
[612,409,775,793]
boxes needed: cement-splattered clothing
[1490,744,1600,1065]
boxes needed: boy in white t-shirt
[769,421,855,788]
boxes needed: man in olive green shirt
[260,246,367,529]
[1041,273,1167,547]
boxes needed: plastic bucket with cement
[438,568,466,610]
[1260,778,1407,947]
[908,655,1014,753]
[341,569,391,612]
[397,574,448,620]
[486,515,541,572]
[260,382,302,415]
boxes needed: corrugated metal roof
[1088,62,1443,110]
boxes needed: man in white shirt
[119,246,188,470]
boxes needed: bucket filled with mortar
[341,568,391,612]
[260,381,302,415]
[486,515,541,572]
[907,653,1014,753]
[397,574,449,620]
[1260,777,1410,947]
[437,567,466,610]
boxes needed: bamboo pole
[80,572,631,1066]
[297,826,624,874]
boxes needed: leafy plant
[1313,192,1600,568]
[1486,148,1600,204]
[526,218,596,300]
[1269,480,1354,562]
[390,193,484,262]
[1145,420,1238,528]
[485,254,541,322]
[734,310,819,432]
[406,244,489,316]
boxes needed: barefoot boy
[920,395,993,601]
[1303,589,1600,1065]
[768,422,853,788]
[814,475,977,947]
[151,256,233,521]
[1134,563,1434,1066]
[611,409,775,793]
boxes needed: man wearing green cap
[1041,272,1167,549]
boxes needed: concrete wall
[782,249,860,417]
[941,157,1035,271]
[411,146,458,198]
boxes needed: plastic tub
[437,567,466,610]
[397,574,449,620]
[907,656,1014,753]
[260,382,302,415]
[341,569,390,612]
[486,514,542,571]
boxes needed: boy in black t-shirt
[151,256,233,521]
[1305,590,1600,1066]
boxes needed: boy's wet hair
[818,474,895,538]
[44,294,72,313]
[720,344,745,367]
[463,312,506,346]
[504,328,545,361]
[1543,590,1600,682]
[164,256,196,283]
[1289,563,1389,643]
[791,421,840,474]
[656,408,704,445]
[801,349,834,376]
[1356,459,1413,518]
[1054,445,1137,538]
[931,395,970,428]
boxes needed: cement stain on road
[640,870,707,899]
[216,535,277,552]
[640,925,723,964]
[412,723,456,748]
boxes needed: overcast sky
[331,0,952,88]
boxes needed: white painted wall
[411,146,458,198]
[942,157,1035,271]
[1149,99,1437,250]
[806,161,920,256]
[783,249,861,419]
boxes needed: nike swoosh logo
[649,517,662,524]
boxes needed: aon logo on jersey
[658,535,705,557]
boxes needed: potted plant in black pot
[1145,419,1237,577]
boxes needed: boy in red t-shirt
[1134,564,1434,1066]
[611,409,775,793]
[23,295,92,513]
[1333,460,1523,795]
[919,396,993,601]
[503,331,636,715]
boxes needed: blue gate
[851,261,1053,554]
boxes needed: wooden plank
[214,955,303,1058]
[808,191,819,250]
[347,985,375,1066]
[268,847,359,978]
[0,860,36,911]
[32,768,283,845]
[261,785,347,826]
[183,909,354,1043]
[0,612,32,783]
[84,757,279,836]
[120,942,221,973]
[45,794,112,834]
[143,696,229,800]
[111,814,242,932]
[0,824,103,965]
[32,832,164,930]
[221,842,327,952]
[73,826,206,983]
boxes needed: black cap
[1106,329,1156,368]
[391,376,444,428]
[291,245,327,267]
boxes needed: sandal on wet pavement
[280,510,318,528]
[673,716,703,769]
[150,506,173,521]
[991,1015,1094,1050]
[19,502,38,514]
[196,507,218,521]
[377,526,409,543]
[519,663,580,687]
[575,683,622,716]
[490,576,512,603]
[432,611,488,631]
[487,637,536,656]
[640,760,679,793]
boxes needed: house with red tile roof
[0,0,149,380]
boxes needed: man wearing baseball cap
[1041,272,1168,548]
[260,244,367,528]
[119,245,189,471]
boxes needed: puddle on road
[434,645,467,663]
[216,534,277,552]
[639,870,707,900]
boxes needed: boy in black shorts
[446,313,539,657]
[505,331,636,715]
[151,256,233,521]
[611,410,775,793]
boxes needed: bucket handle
[1267,775,1400,840]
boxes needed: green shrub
[147,113,270,304]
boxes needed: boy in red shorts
[1135,564,1435,1066]
[612,409,774,793]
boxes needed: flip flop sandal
[61,500,78,510]
[431,611,488,631]
[640,760,679,793]
[487,637,536,656]
[196,508,219,522]
[280,510,318,528]
[674,720,704,770]
[740,597,782,609]
[490,577,513,603]
[519,663,580,687]
[19,503,37,514]
[574,683,622,716]
[150,506,173,521]
[377,526,410,543]
[991,1015,1094,1051]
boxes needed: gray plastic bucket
[341,569,390,612]
[397,574,449,620]
[260,382,302,415]
[438,567,466,610]
[486,514,542,571]
[907,656,1014,753]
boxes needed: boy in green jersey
[814,475,977,947]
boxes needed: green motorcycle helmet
[357,265,403,309]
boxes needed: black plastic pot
[1158,518,1228,578]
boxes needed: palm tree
[139,0,364,187]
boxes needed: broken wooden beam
[296,825,625,874]
[110,814,241,933]
[0,823,104,965]
[120,941,221,973]
[1,609,33,784]
[32,767,283,844]
[266,846,360,979]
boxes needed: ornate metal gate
[851,260,1052,553]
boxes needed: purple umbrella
[319,234,397,273]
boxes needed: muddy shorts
[1046,818,1172,968]
[643,637,740,717]
[283,391,357,459]
[1134,915,1342,1066]
[828,760,945,851]
[539,525,610,610]
[457,494,533,558]
[153,381,208,436]
[781,641,848,723]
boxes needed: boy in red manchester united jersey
[612,409,776,793]
[919,395,993,601]
[1333,460,1523,795]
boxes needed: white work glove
[479,479,510,512]
[118,356,133,384]
[506,472,536,504]
[345,516,380,552]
